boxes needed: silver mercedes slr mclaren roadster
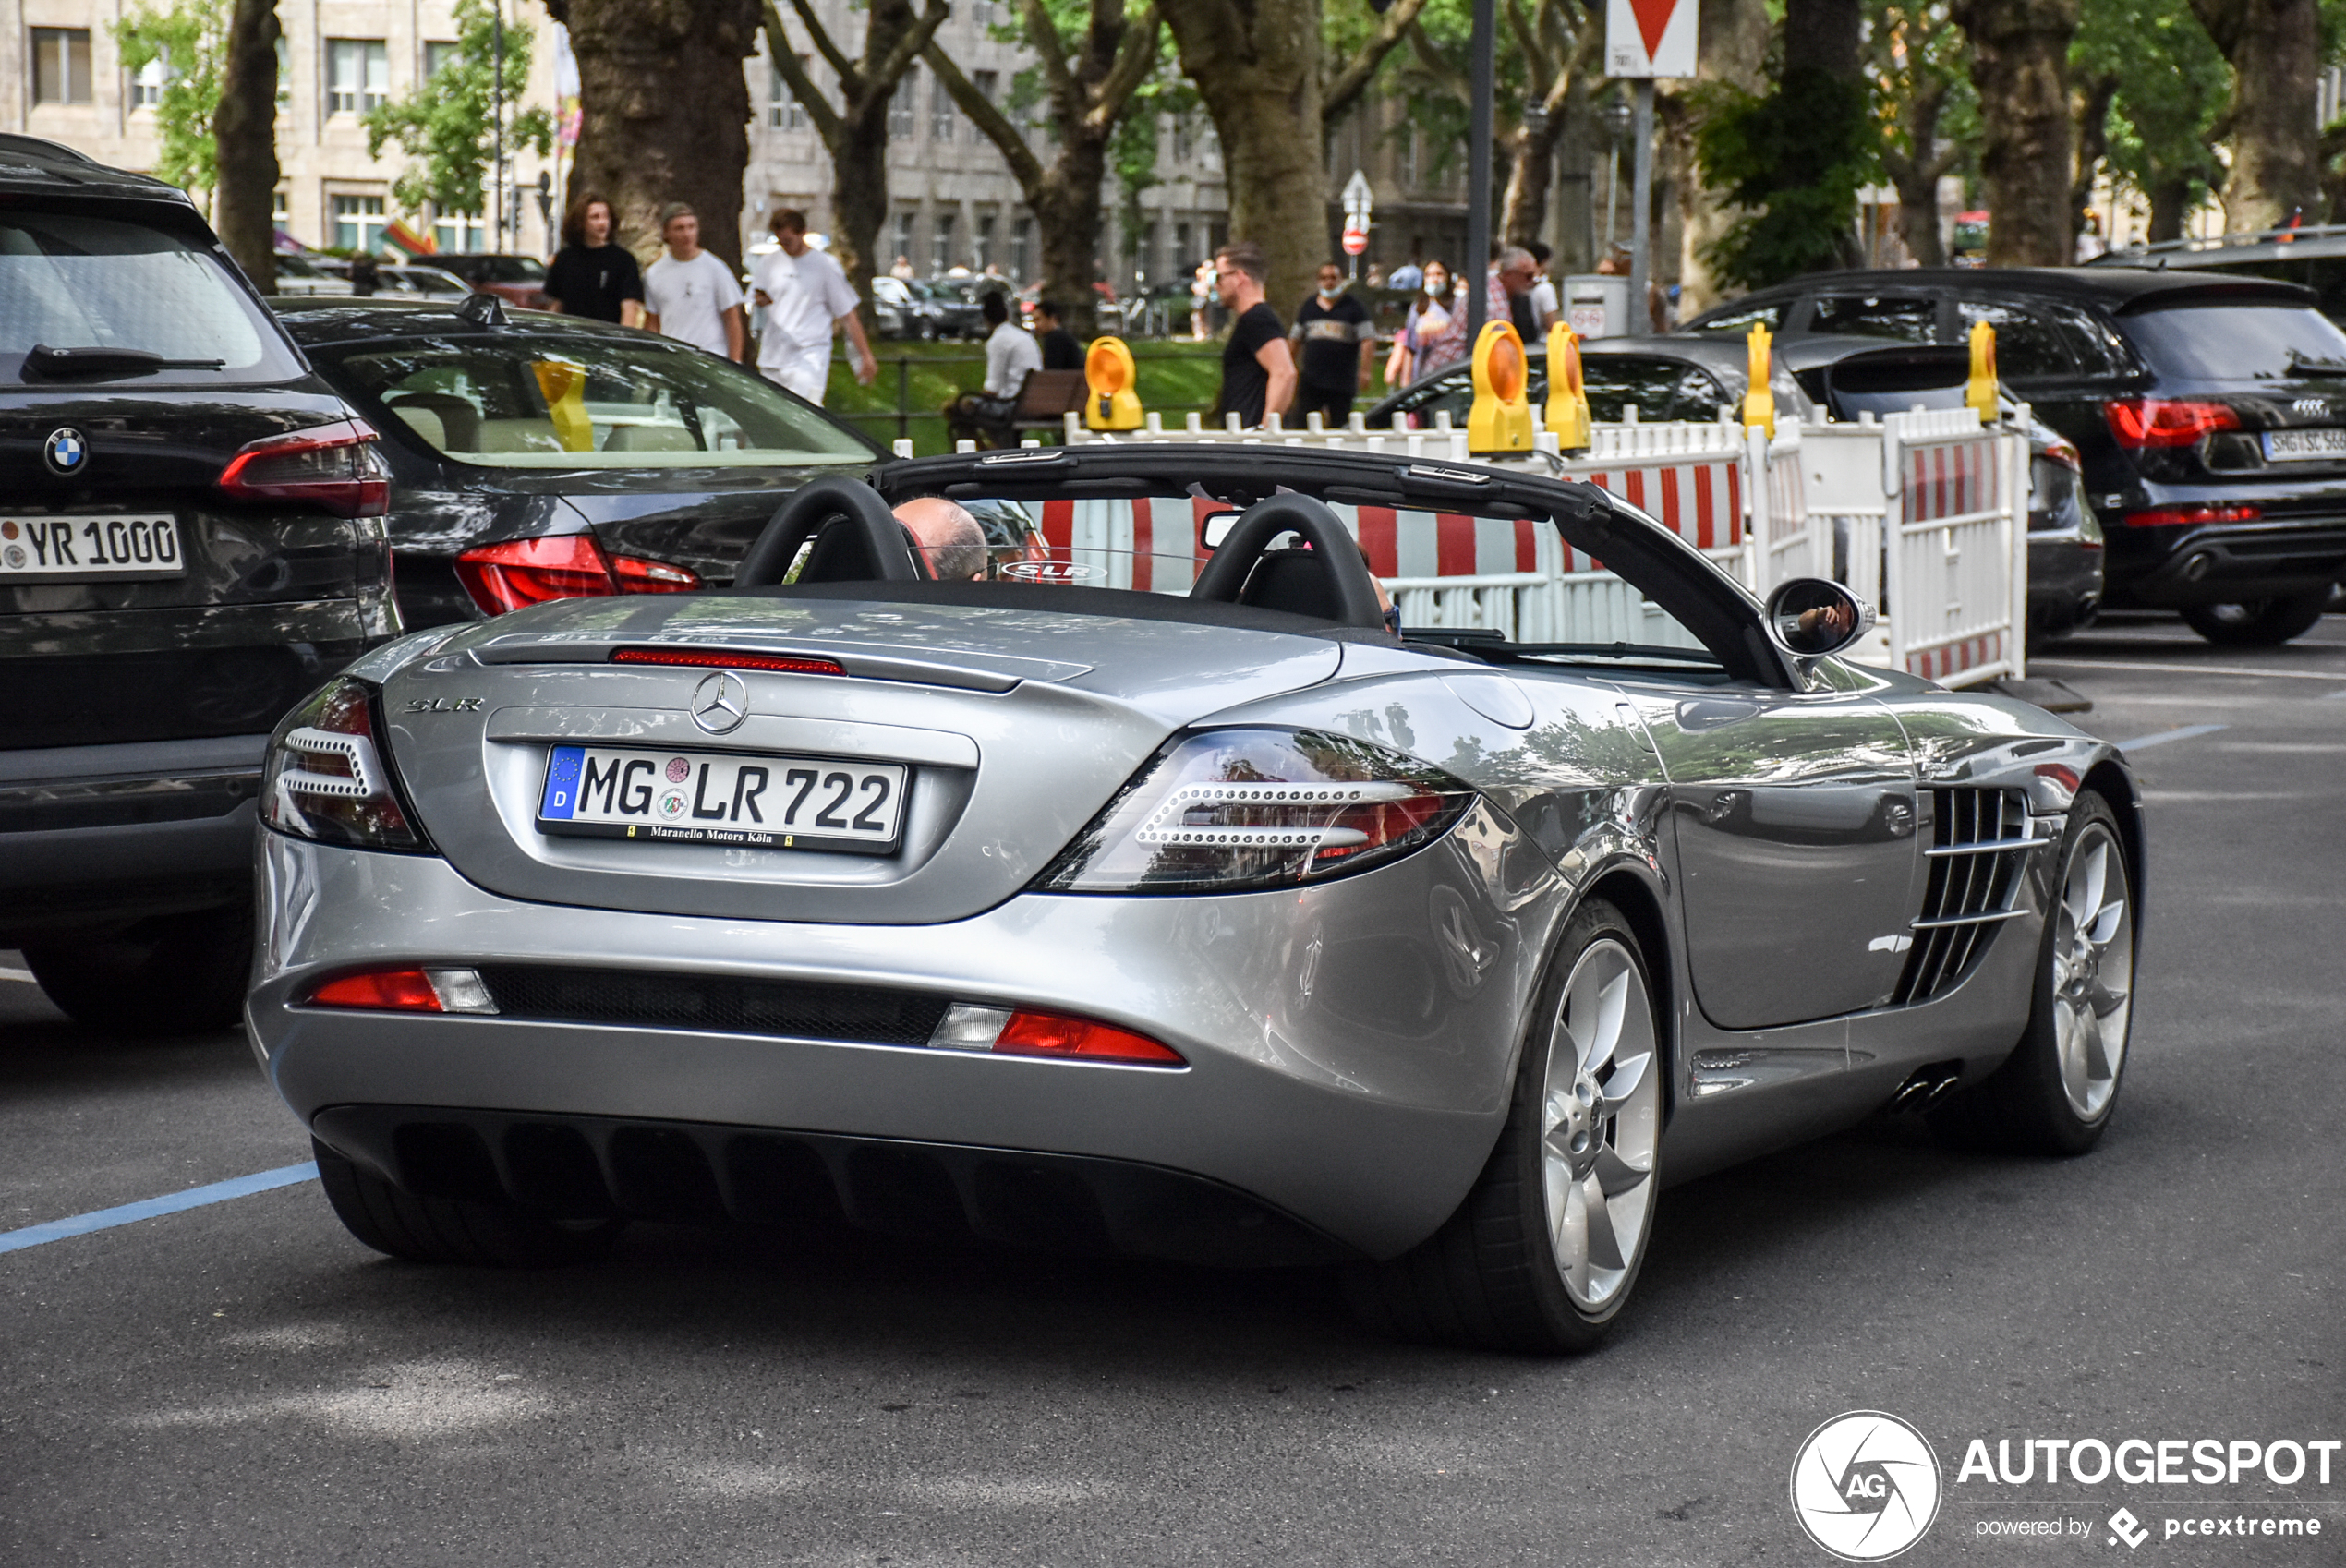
[247,443,2143,1353]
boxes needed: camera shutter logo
[1789,1410,1942,1561]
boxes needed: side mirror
[1762,577,1875,658]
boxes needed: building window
[1170,115,1191,166]
[889,74,916,139]
[433,209,486,253]
[769,57,805,129]
[272,187,290,224]
[1174,223,1191,272]
[1011,216,1033,283]
[423,41,457,79]
[930,73,956,141]
[891,211,917,271]
[31,28,93,105]
[275,35,292,107]
[332,193,387,252]
[1139,221,1159,285]
[975,214,997,273]
[327,40,390,116]
[931,211,957,274]
[973,69,998,106]
[130,50,169,109]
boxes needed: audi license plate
[537,744,908,852]
[0,513,185,580]
[2263,428,2346,461]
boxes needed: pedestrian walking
[750,208,877,405]
[1385,259,1463,387]
[1191,259,1215,341]
[641,203,745,360]
[1288,261,1374,428]
[1210,241,1296,429]
[1489,245,1540,342]
[543,192,644,326]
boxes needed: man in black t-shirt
[1289,262,1374,428]
[543,193,644,325]
[1210,241,1297,429]
[1034,299,1083,370]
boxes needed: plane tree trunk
[212,0,280,292]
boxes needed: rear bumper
[2106,518,2346,606]
[249,819,1549,1261]
[0,734,268,940]
[2026,532,2104,632]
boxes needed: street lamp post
[1601,89,1633,252]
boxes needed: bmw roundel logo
[42,427,88,476]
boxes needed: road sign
[1341,170,1374,225]
[1342,226,1368,256]
[1606,0,1696,77]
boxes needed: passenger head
[893,497,988,581]
[981,291,1010,328]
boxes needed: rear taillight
[929,1003,1186,1067]
[304,966,498,1014]
[2121,503,2262,527]
[262,676,432,852]
[216,418,390,517]
[2103,398,2240,449]
[453,534,704,616]
[610,647,842,673]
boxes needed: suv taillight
[2103,398,2240,449]
[217,418,390,517]
[453,534,703,616]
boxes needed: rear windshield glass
[0,210,302,385]
[333,335,877,467]
[2122,304,2346,380]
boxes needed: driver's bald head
[893,497,987,581]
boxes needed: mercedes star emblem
[42,427,88,476]
[688,670,749,734]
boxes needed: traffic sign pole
[1466,0,1495,345]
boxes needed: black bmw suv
[0,136,397,1032]
[1683,267,2346,645]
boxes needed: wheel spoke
[2086,897,2127,949]
[2080,1008,2113,1082]
[1598,1049,1651,1115]
[2058,1007,2092,1104]
[1542,1123,1578,1164]
[1592,1142,1651,1199]
[1581,1174,1626,1271]
[1578,964,1630,1073]
[1551,1166,1590,1292]
[2086,979,2130,1019]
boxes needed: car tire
[1343,899,1663,1354]
[312,1139,625,1267]
[1929,794,2134,1157]
[21,909,252,1036]
[2179,588,2332,646]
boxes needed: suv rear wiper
[2287,351,2346,377]
[25,344,226,378]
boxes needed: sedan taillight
[216,418,390,517]
[453,533,704,616]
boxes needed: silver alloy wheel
[2051,822,2133,1120]
[1540,937,1662,1311]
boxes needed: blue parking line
[2116,724,2228,753]
[0,1163,317,1255]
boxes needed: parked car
[299,257,475,299]
[914,278,988,340]
[248,442,2142,1355]
[268,296,883,629]
[870,275,930,339]
[0,134,399,1033]
[423,252,552,309]
[2089,225,2346,325]
[1681,267,2346,645]
[1366,332,2105,647]
[269,251,352,296]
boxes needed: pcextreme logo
[1790,1411,1943,1561]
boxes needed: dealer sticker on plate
[537,744,907,852]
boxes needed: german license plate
[2263,428,2346,461]
[537,744,908,852]
[0,514,184,580]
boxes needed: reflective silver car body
[247,452,2141,1265]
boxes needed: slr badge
[689,670,748,734]
[42,428,89,476]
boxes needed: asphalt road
[4,614,2341,1567]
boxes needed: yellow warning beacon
[1084,336,1143,431]
[1742,322,1776,439]
[1467,320,1534,454]
[1543,322,1591,450]
[1965,320,2000,424]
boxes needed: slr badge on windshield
[42,428,88,476]
[690,670,749,734]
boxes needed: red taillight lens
[454,536,704,615]
[308,969,442,1011]
[262,676,431,851]
[2121,503,2262,527]
[216,418,390,517]
[2103,398,2240,449]
[610,647,843,674]
[995,1010,1186,1066]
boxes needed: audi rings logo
[1791,1411,1943,1561]
[688,671,748,734]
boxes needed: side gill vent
[1893,787,2041,1006]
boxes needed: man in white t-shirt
[751,208,877,405]
[641,204,744,359]
[943,291,1042,447]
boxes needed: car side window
[1582,357,1731,422]
[1956,300,2096,380]
[1809,294,1941,343]
[1688,302,1784,336]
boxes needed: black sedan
[1681,267,2346,645]
[270,297,882,630]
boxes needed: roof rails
[0,132,93,164]
[2106,221,2346,256]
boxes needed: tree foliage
[111,0,228,204]
[365,0,553,222]
[2076,0,2228,236]
[1695,66,1877,286]
[1866,0,1975,264]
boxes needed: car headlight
[1034,728,1474,894]
[261,676,434,852]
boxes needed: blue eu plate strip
[540,743,584,819]
[0,1163,319,1255]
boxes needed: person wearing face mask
[1288,261,1375,428]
